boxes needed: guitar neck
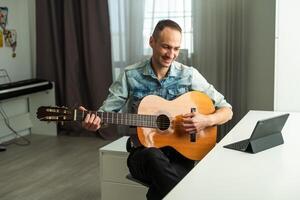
[76,110,157,128]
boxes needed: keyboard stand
[0,79,57,144]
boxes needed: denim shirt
[99,59,231,113]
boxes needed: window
[143,0,193,56]
[109,0,126,63]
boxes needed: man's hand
[181,107,233,133]
[181,112,213,133]
[79,106,101,131]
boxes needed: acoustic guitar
[36,91,217,160]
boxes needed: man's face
[150,27,181,69]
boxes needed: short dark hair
[152,19,182,39]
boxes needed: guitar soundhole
[156,114,170,131]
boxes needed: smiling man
[81,19,233,200]
[149,24,181,80]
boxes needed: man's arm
[81,71,129,132]
[186,67,233,132]
[208,107,233,126]
[182,107,233,133]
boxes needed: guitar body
[137,91,217,161]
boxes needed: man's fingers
[79,106,101,131]
[84,114,101,131]
[84,113,91,124]
[186,128,197,132]
[79,106,87,111]
[91,116,100,129]
[88,114,96,124]
[182,113,195,118]
[182,118,193,124]
[91,116,101,130]
[182,123,194,128]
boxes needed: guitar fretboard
[77,110,158,128]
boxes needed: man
[81,19,233,199]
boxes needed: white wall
[0,0,33,81]
[274,0,300,111]
[0,0,35,142]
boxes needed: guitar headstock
[36,106,75,122]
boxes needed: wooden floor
[0,134,111,200]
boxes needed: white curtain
[108,0,193,79]
[108,0,145,80]
[192,0,247,138]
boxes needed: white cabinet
[99,136,147,200]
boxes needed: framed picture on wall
[4,29,16,48]
[0,30,3,47]
[0,7,8,28]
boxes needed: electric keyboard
[0,79,53,100]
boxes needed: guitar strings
[47,114,196,130]
[59,114,180,125]
[76,111,187,126]
[53,110,186,127]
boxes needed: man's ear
[149,36,154,48]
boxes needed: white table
[164,110,300,200]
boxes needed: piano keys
[0,79,53,100]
